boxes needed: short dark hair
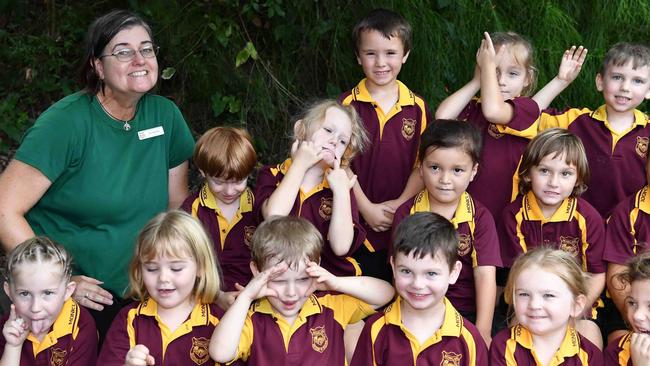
[419,120,483,164]
[601,42,650,75]
[352,8,412,55]
[78,10,153,94]
[393,212,459,269]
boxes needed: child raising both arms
[255,100,369,277]
[0,237,97,366]
[490,247,604,366]
[391,120,501,345]
[499,128,606,348]
[209,216,394,365]
[97,211,222,366]
[436,31,586,223]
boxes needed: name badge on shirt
[138,126,164,140]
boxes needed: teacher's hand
[72,275,114,311]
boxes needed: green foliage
[1,1,648,160]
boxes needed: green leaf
[211,93,227,118]
[245,42,258,60]
[235,47,250,67]
[161,67,176,80]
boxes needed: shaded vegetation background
[1,0,649,164]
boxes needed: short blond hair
[128,210,221,303]
[293,100,368,167]
[2,236,73,284]
[251,216,322,270]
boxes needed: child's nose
[548,174,559,187]
[285,282,297,296]
[528,294,542,309]
[30,298,43,313]
[634,306,648,322]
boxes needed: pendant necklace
[98,96,134,131]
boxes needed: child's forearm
[209,295,252,363]
[474,266,496,342]
[262,165,306,218]
[388,169,423,208]
[479,63,514,125]
[435,77,480,120]
[0,345,21,366]
[335,276,395,309]
[532,76,571,110]
[328,189,354,256]
[586,272,606,315]
[607,263,629,313]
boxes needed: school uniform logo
[559,236,579,257]
[458,234,472,256]
[244,226,256,248]
[636,136,649,158]
[319,197,333,220]
[487,123,504,139]
[310,325,329,353]
[441,351,462,366]
[50,348,67,366]
[401,118,416,140]
[189,337,210,364]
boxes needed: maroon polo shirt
[340,79,431,252]
[461,97,540,225]
[604,186,650,265]
[392,191,502,313]
[97,299,222,366]
[350,297,488,366]
[540,106,650,218]
[499,192,606,273]
[182,184,255,291]
[489,325,603,366]
[0,299,97,366]
[254,158,366,276]
[604,332,632,366]
[231,293,375,366]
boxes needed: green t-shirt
[15,92,195,296]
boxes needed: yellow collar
[139,297,213,328]
[352,79,416,107]
[384,297,463,339]
[591,105,649,127]
[412,190,474,227]
[522,191,576,222]
[512,324,582,361]
[28,298,80,356]
[636,186,650,214]
[198,183,253,213]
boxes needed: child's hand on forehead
[291,139,323,170]
[305,260,339,293]
[326,156,357,194]
[240,262,288,302]
[2,304,28,347]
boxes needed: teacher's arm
[0,160,51,251]
[168,161,189,209]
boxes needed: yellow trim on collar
[198,183,253,213]
[28,298,79,356]
[411,190,474,228]
[273,158,330,190]
[352,79,415,107]
[636,186,650,214]
[591,105,649,128]
[512,324,583,366]
[522,191,576,222]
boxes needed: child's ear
[293,119,306,140]
[571,294,587,318]
[389,256,395,273]
[3,282,12,301]
[595,73,604,92]
[469,163,479,182]
[199,169,206,178]
[250,262,260,276]
[448,261,463,285]
[402,50,410,64]
[64,281,77,301]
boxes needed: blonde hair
[128,210,221,304]
[490,31,538,97]
[505,247,588,325]
[518,128,590,196]
[293,100,369,167]
[2,237,73,284]
[251,216,322,270]
[193,127,257,180]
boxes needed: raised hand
[125,344,156,366]
[240,262,288,302]
[2,304,28,347]
[305,260,339,293]
[326,156,357,194]
[290,139,322,171]
[476,32,502,70]
[557,45,587,83]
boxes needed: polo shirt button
[221,229,226,233]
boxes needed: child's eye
[271,280,286,284]
[429,165,439,171]
[145,267,159,273]
[427,271,438,277]
[612,75,623,80]
[561,171,574,177]
[18,291,30,298]
[297,277,310,282]
[339,139,348,146]
[509,71,520,77]
[324,127,332,133]
[399,268,411,275]
[453,168,465,174]
[538,168,549,174]
[43,290,55,296]
[171,267,185,272]
[633,78,646,85]
[626,299,638,308]
[516,292,529,298]
[543,293,555,299]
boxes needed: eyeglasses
[99,45,159,62]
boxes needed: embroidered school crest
[559,236,579,257]
[50,348,67,366]
[441,351,462,366]
[487,123,504,139]
[310,325,329,353]
[319,197,333,220]
[189,337,210,365]
[636,136,649,158]
[401,118,416,140]
[457,234,471,256]
[244,226,256,247]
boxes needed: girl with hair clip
[255,99,370,277]
[499,128,606,349]
[490,247,604,366]
[605,251,650,365]
[97,210,223,366]
[436,31,587,225]
[0,237,97,365]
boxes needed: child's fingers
[146,355,156,365]
[291,139,300,155]
[234,282,245,292]
[348,174,357,188]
